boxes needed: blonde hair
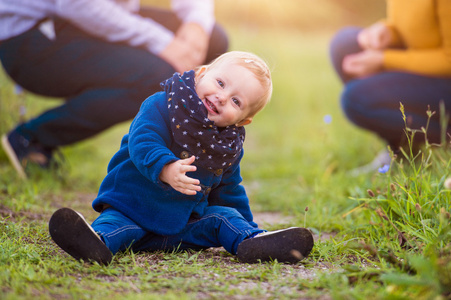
[197,51,273,118]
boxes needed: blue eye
[217,80,224,88]
[232,98,241,107]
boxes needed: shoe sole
[237,227,314,264]
[49,208,112,265]
[1,134,27,179]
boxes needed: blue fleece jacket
[92,91,257,235]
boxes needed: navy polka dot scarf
[161,71,245,172]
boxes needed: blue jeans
[329,27,451,149]
[91,206,264,255]
[0,7,228,148]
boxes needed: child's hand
[159,156,201,195]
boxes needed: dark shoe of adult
[1,129,55,179]
[49,207,112,265]
[237,227,314,264]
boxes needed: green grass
[1,21,451,300]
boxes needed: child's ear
[236,118,253,127]
[195,66,207,83]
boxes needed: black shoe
[1,129,54,179]
[237,227,314,264]
[49,208,112,265]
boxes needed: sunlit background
[144,0,385,30]
[2,3,451,299]
[0,0,388,219]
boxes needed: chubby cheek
[196,90,205,100]
[221,110,239,124]
[197,82,215,98]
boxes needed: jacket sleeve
[171,0,215,35]
[55,0,215,54]
[56,0,173,54]
[128,92,178,187]
[383,0,451,76]
[207,151,258,228]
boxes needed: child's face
[195,62,263,127]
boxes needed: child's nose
[216,93,226,105]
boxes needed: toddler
[49,51,314,265]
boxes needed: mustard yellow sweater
[383,0,451,76]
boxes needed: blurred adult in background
[329,0,451,174]
[0,0,228,179]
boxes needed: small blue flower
[378,164,390,173]
[14,84,24,95]
[323,114,332,124]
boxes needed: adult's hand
[159,22,209,73]
[358,22,392,50]
[177,22,209,62]
[342,49,384,78]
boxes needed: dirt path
[1,191,332,243]
[1,192,336,299]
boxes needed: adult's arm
[171,0,214,35]
[56,0,214,55]
[160,0,215,72]
[383,0,451,76]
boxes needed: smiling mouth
[205,99,218,114]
